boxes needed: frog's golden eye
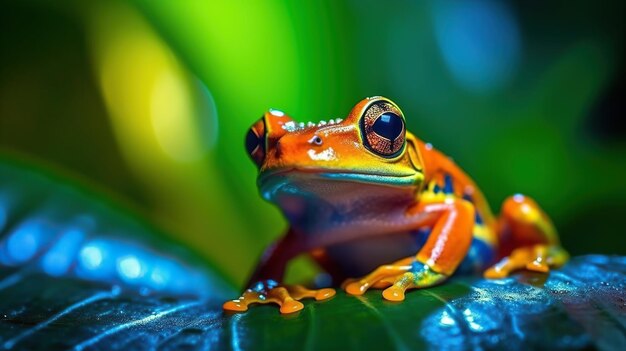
[360,101,406,157]
[246,119,266,166]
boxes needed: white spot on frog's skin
[321,125,353,134]
[269,109,285,117]
[280,117,347,133]
[425,143,433,150]
[308,147,336,161]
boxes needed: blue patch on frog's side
[455,238,496,275]
[410,228,431,248]
[475,212,483,225]
[461,191,484,224]
[444,174,454,194]
[412,229,494,276]
[433,184,441,194]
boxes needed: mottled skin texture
[224,97,568,314]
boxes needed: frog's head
[245,97,424,204]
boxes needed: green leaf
[2,256,625,350]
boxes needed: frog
[223,96,569,314]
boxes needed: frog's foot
[223,280,335,314]
[484,244,569,279]
[343,258,448,302]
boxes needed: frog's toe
[484,257,519,278]
[372,278,395,289]
[382,286,406,301]
[484,244,569,279]
[343,277,386,290]
[344,264,412,296]
[344,259,447,299]
[382,272,416,302]
[223,284,335,315]
[345,281,368,296]
[222,299,249,312]
[268,286,321,314]
[525,259,549,273]
[280,299,304,314]
[286,285,336,301]
[269,287,303,314]
[222,290,262,313]
[314,288,336,300]
[340,278,356,290]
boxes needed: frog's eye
[246,119,266,166]
[360,101,406,157]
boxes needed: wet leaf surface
[1,255,625,350]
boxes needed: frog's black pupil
[372,112,403,140]
[246,129,261,155]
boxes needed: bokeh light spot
[89,3,218,164]
[269,109,285,117]
[80,245,104,270]
[6,221,44,264]
[433,0,521,93]
[118,255,143,279]
[149,265,171,288]
[150,71,218,162]
[42,228,85,276]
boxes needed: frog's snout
[274,134,309,159]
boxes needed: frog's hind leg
[484,194,569,279]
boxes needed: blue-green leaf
[1,256,625,350]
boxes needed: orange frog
[224,97,569,314]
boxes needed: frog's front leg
[344,199,475,301]
[223,228,335,314]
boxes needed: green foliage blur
[1,0,624,286]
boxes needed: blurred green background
[1,0,624,287]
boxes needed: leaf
[1,256,625,350]
[0,157,235,298]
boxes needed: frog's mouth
[319,171,419,185]
[258,168,420,201]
